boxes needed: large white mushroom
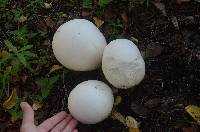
[102,39,145,89]
[68,80,114,124]
[52,19,107,71]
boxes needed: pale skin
[20,102,78,132]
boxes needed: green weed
[35,75,59,99]
[82,0,112,8]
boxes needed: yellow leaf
[112,110,140,130]
[111,110,126,125]
[129,127,140,132]
[185,105,200,125]
[11,116,17,123]
[114,96,122,106]
[126,116,139,128]
[48,65,63,74]
[32,102,43,110]
[93,17,104,28]
[3,88,18,109]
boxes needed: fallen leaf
[18,15,27,23]
[176,0,191,5]
[152,1,167,16]
[6,66,12,73]
[32,102,43,110]
[131,102,149,116]
[3,88,18,109]
[126,116,139,128]
[81,11,93,17]
[11,116,17,123]
[111,110,126,125]
[145,43,163,57]
[37,20,47,32]
[130,36,138,44]
[171,16,179,30]
[144,98,161,108]
[44,2,52,9]
[185,105,200,125]
[21,75,28,83]
[45,17,55,28]
[112,110,140,131]
[121,12,128,28]
[129,127,140,132]
[48,65,63,74]
[93,17,104,28]
[114,96,122,106]
[182,127,197,132]
[0,50,8,58]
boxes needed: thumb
[21,102,34,125]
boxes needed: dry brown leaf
[48,65,63,74]
[18,15,27,23]
[176,0,191,5]
[121,13,129,27]
[45,17,55,28]
[171,16,179,30]
[32,102,43,110]
[6,66,12,73]
[93,17,104,28]
[182,127,197,132]
[144,98,161,108]
[152,2,167,16]
[0,50,8,58]
[3,88,18,109]
[82,11,93,17]
[21,75,28,83]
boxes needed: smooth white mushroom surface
[52,19,107,71]
[68,80,114,124]
[102,39,145,89]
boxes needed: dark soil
[2,0,200,132]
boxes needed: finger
[38,111,67,131]
[50,115,72,132]
[21,102,34,125]
[62,119,78,132]
[72,129,78,132]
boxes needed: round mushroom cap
[52,19,107,71]
[102,39,145,89]
[68,80,114,124]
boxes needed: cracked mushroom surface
[102,39,145,89]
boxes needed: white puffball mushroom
[52,19,107,71]
[102,39,145,89]
[68,80,114,124]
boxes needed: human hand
[20,102,78,132]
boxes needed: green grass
[0,0,57,122]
